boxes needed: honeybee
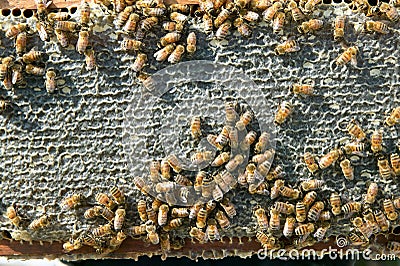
[158,160,171,180]
[63,239,83,252]
[336,46,358,66]
[45,70,56,93]
[213,185,224,201]
[269,208,280,231]
[147,229,160,245]
[301,179,325,191]
[296,201,307,222]
[318,149,342,169]
[253,206,269,230]
[123,13,140,32]
[234,110,252,131]
[189,116,202,139]
[282,217,295,238]
[168,45,185,64]
[387,241,400,252]
[270,179,284,199]
[22,49,42,64]
[0,56,13,81]
[242,10,260,23]
[206,219,220,241]
[140,16,159,32]
[266,165,284,181]
[307,201,324,222]
[215,210,230,229]
[340,159,354,181]
[207,134,224,150]
[343,142,365,155]
[109,231,127,250]
[48,11,70,22]
[303,191,317,207]
[155,181,175,193]
[131,53,147,72]
[391,154,400,176]
[95,193,116,210]
[214,6,233,28]
[116,6,134,28]
[147,208,157,224]
[363,210,380,234]
[215,20,232,39]
[352,217,373,239]
[55,21,79,32]
[365,21,389,34]
[303,152,319,174]
[169,4,190,13]
[143,7,166,17]
[220,199,237,218]
[6,206,21,227]
[62,193,82,209]
[365,182,378,204]
[252,149,275,165]
[193,171,205,193]
[333,16,345,41]
[256,231,277,250]
[35,0,51,21]
[170,12,188,23]
[348,232,367,246]
[15,32,27,55]
[210,152,229,167]
[121,39,144,52]
[11,63,24,86]
[274,201,295,214]
[379,2,399,21]
[154,44,176,62]
[292,83,314,95]
[240,131,257,151]
[342,201,361,214]
[262,2,282,22]
[201,175,215,198]
[6,24,27,39]
[295,223,315,236]
[272,12,285,34]
[385,107,400,126]
[304,0,321,13]
[203,14,214,34]
[28,215,50,230]
[55,29,69,47]
[383,199,398,221]
[100,207,115,221]
[159,32,181,47]
[25,64,45,76]
[2,76,12,91]
[166,154,183,173]
[114,208,126,230]
[76,31,90,54]
[84,206,102,219]
[314,225,329,242]
[374,209,389,232]
[225,154,244,172]
[250,0,271,10]
[189,227,207,243]
[36,22,50,42]
[127,224,146,236]
[287,0,305,22]
[196,208,208,228]
[274,101,292,124]
[163,21,184,32]
[149,161,160,181]
[175,174,193,187]
[378,158,392,180]
[234,17,253,38]
[199,0,214,15]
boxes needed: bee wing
[350,55,358,66]
[287,45,300,53]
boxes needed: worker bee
[62,193,82,209]
[314,225,329,242]
[109,231,127,250]
[36,22,50,42]
[201,175,215,198]
[123,13,140,32]
[84,206,102,219]
[6,24,27,39]
[11,63,24,86]
[304,0,321,13]
[0,56,13,81]
[329,192,341,215]
[170,208,188,218]
[262,2,282,22]
[378,158,392,180]
[213,185,224,201]
[318,149,342,169]
[214,6,233,28]
[136,200,148,221]
[274,201,295,214]
[387,241,400,252]
[348,232,367,246]
[391,154,400,176]
[363,210,380,234]
[48,11,70,22]
[225,154,244,172]
[242,10,260,23]
[63,239,83,252]
[25,64,45,76]
[196,208,208,228]
[252,149,275,165]
[251,0,271,11]
[189,227,207,243]
[95,193,116,210]
[93,224,113,237]
[199,0,214,16]
[365,182,378,204]
[274,101,292,124]
[296,201,307,222]
[383,199,398,221]
[147,208,157,225]
[131,53,147,72]
[234,17,253,38]
[160,160,171,180]
[307,201,324,222]
[216,126,230,147]
[269,208,280,231]
[76,31,90,54]
[352,217,373,239]
[303,191,317,207]
[203,14,214,34]
[266,165,284,181]
[168,44,185,64]
[121,39,144,52]
[22,49,42,64]
[340,159,354,181]
[55,29,69,47]
[116,6,134,28]
[211,152,230,167]
[282,217,295,238]
[191,151,213,165]
[194,171,205,193]
[140,16,159,32]
[215,20,232,40]
[190,116,202,139]
[110,186,124,205]
[15,32,27,55]
[143,7,166,16]
[256,231,277,250]
[147,229,160,245]
[170,12,188,23]
[166,154,183,173]
[270,179,284,199]
[240,131,257,151]
[169,4,190,13]
[303,152,319,174]
[207,134,224,150]
[28,215,50,230]
[235,110,252,131]
[35,0,52,21]
[6,206,21,227]
[184,32,197,54]
[379,2,399,21]
[291,83,314,95]
[163,21,184,32]
[2,75,12,91]
[220,199,237,218]
[98,207,114,222]
[253,206,268,230]
[272,12,285,34]
[295,223,315,236]
[206,219,220,241]
[45,69,56,93]
[333,16,345,41]
[149,161,160,181]
[114,208,126,230]
[215,210,230,229]
[79,1,91,26]
[343,142,365,155]
[365,21,389,34]
[55,21,79,32]
[336,46,358,66]
[374,209,389,232]
[342,201,361,214]
[385,107,400,126]
[301,179,325,191]
[154,44,176,62]
[252,132,270,154]
[287,0,305,22]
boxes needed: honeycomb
[0,0,399,261]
